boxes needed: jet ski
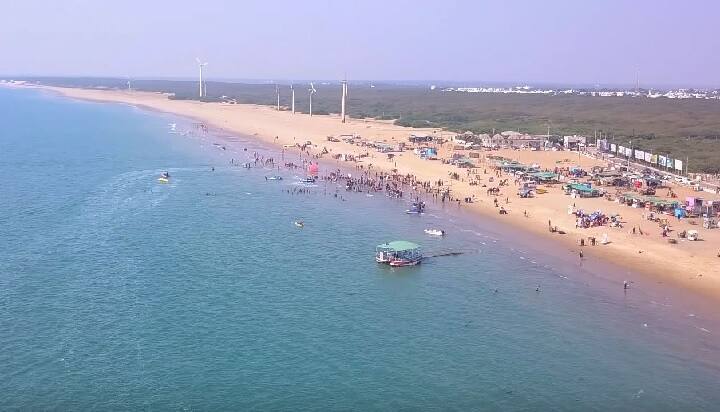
[158,171,170,183]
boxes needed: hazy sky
[1,0,718,87]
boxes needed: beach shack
[530,171,559,183]
[374,142,394,153]
[415,147,438,160]
[452,157,476,168]
[564,183,602,198]
[499,161,529,173]
[409,134,433,143]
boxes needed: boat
[266,176,283,181]
[405,201,426,215]
[300,176,315,184]
[157,171,170,183]
[375,241,422,266]
[389,256,422,267]
[424,229,445,236]
[294,220,304,228]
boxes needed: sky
[1,0,718,87]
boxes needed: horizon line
[3,74,718,90]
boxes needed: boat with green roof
[375,241,423,266]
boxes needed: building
[563,135,587,150]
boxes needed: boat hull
[389,258,422,267]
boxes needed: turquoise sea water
[2,87,720,410]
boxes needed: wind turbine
[340,78,348,123]
[309,82,317,117]
[290,84,295,114]
[275,84,280,110]
[196,57,208,98]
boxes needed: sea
[1,86,720,411]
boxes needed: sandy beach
[24,84,720,301]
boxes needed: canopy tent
[564,183,601,197]
[530,171,559,182]
[377,241,420,252]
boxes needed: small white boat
[424,229,445,236]
[294,221,304,228]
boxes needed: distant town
[441,85,720,100]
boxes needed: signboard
[651,154,658,164]
[610,143,617,152]
[635,150,644,160]
[659,155,666,167]
[675,159,683,171]
[644,152,652,163]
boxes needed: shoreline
[14,84,720,302]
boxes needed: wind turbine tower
[309,83,317,117]
[276,84,280,110]
[196,58,208,98]
[291,84,296,114]
[340,78,348,123]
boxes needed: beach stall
[564,183,602,198]
[375,143,394,153]
[453,157,476,168]
[409,134,433,143]
[415,147,438,160]
[530,171,559,183]
[569,166,586,177]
